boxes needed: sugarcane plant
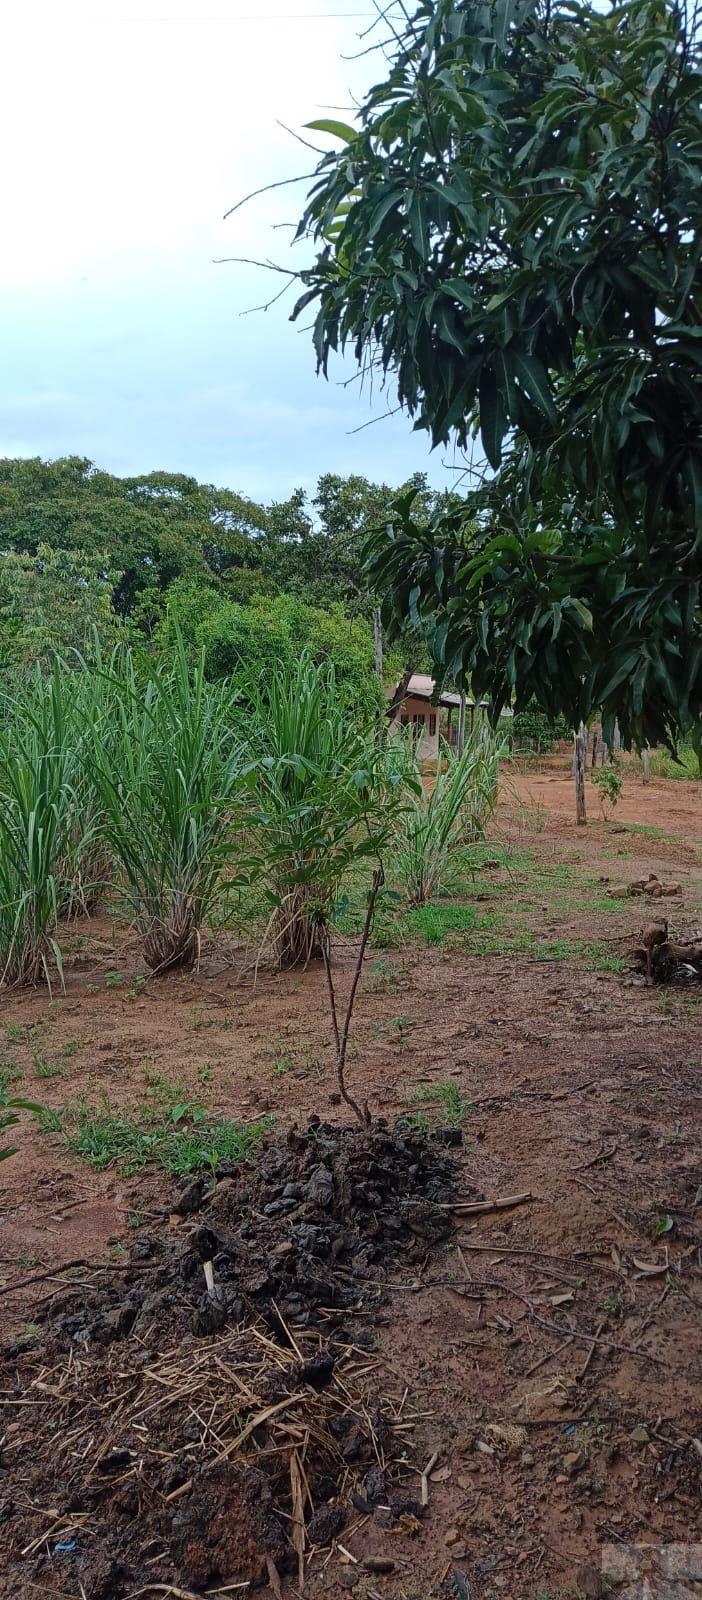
[0,665,76,988]
[391,721,502,906]
[244,656,408,1121]
[86,638,245,971]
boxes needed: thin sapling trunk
[321,866,384,1127]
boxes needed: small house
[389,673,482,762]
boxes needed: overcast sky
[0,0,456,501]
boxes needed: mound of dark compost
[0,1119,457,1599]
[45,1116,456,1348]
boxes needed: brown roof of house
[394,673,470,708]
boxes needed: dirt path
[1,765,701,1599]
[506,752,702,837]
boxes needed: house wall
[396,694,440,762]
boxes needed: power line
[120,11,373,18]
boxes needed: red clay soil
[1,758,701,1600]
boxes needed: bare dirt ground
[1,755,701,1600]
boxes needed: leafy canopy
[293,0,702,746]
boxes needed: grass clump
[407,1080,472,1125]
[408,902,480,945]
[66,1096,271,1176]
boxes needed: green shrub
[593,765,623,815]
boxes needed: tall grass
[86,640,245,971]
[0,667,76,986]
[244,657,402,967]
[391,724,502,906]
[55,653,118,918]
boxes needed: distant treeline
[0,457,452,711]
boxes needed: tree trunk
[373,607,383,684]
[386,664,412,723]
[457,690,467,756]
[642,744,651,785]
[591,729,599,769]
[574,723,587,825]
[613,719,621,753]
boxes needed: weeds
[407,1081,472,1125]
[66,1096,271,1176]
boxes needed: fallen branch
[448,1191,534,1216]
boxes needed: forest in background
[0,456,449,715]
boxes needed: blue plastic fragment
[55,1541,77,1552]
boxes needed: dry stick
[578,1320,606,1380]
[448,1192,534,1216]
[321,866,384,1127]
[523,1336,575,1380]
[420,1450,439,1506]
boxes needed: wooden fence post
[642,744,651,786]
[457,690,467,756]
[574,723,587,825]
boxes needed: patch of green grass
[531,937,581,961]
[37,1107,63,1134]
[32,1053,65,1080]
[66,1096,272,1176]
[601,1290,623,1319]
[6,1023,25,1042]
[273,1054,296,1077]
[408,902,480,945]
[0,1062,22,1095]
[366,958,403,993]
[125,976,147,1000]
[584,943,628,973]
[650,745,701,781]
[407,1080,473,1125]
[615,821,675,841]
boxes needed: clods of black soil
[45,1117,456,1348]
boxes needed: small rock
[520,1449,535,1468]
[629,1425,649,1447]
[297,1350,335,1390]
[563,1446,586,1476]
[173,1177,204,1216]
[337,1571,359,1591]
[307,1502,346,1546]
[578,1562,603,1598]
[445,1527,461,1545]
[434,1126,463,1147]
